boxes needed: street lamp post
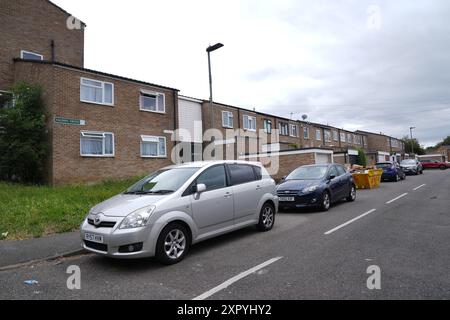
[409,126,416,155]
[206,43,224,130]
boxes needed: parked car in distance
[81,161,278,264]
[420,159,449,170]
[276,164,356,212]
[375,162,406,182]
[400,159,423,175]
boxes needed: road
[1,170,449,300]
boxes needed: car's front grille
[84,240,107,252]
[277,190,299,196]
[88,219,116,228]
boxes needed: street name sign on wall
[54,117,86,126]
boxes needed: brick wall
[0,0,84,90]
[15,61,177,185]
[258,153,316,181]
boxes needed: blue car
[277,164,356,211]
[375,162,406,182]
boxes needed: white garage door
[316,153,331,164]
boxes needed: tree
[356,148,367,167]
[402,136,426,155]
[436,136,450,147]
[0,82,48,184]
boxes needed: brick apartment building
[1,0,178,185]
[1,0,406,185]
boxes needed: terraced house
[1,0,406,185]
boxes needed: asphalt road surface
[1,170,449,300]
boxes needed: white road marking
[324,209,377,235]
[386,193,408,204]
[413,184,426,191]
[192,257,283,300]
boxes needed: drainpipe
[51,40,55,62]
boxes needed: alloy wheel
[323,193,330,209]
[350,186,356,200]
[164,229,186,260]
[262,206,274,228]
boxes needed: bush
[0,82,48,184]
[356,148,367,167]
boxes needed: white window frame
[222,111,234,128]
[333,131,339,141]
[140,135,167,158]
[243,115,257,131]
[80,77,114,106]
[303,127,310,139]
[263,119,272,133]
[324,130,331,142]
[340,132,346,142]
[139,89,165,113]
[347,133,353,144]
[80,131,115,157]
[279,122,289,136]
[316,129,322,141]
[289,124,299,137]
[20,50,43,60]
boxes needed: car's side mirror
[329,174,336,180]
[281,176,286,182]
[196,184,207,194]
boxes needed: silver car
[80,161,278,264]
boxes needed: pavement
[0,231,83,269]
[0,169,449,299]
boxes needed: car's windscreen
[401,160,415,165]
[286,166,328,180]
[376,163,392,168]
[125,168,200,194]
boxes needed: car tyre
[440,165,446,170]
[319,191,331,211]
[155,223,190,265]
[394,173,400,182]
[256,202,275,232]
[347,185,357,202]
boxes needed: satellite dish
[302,114,308,121]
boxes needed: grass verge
[0,177,141,240]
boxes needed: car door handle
[256,185,262,190]
[224,192,232,198]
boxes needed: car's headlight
[302,186,318,193]
[119,205,156,229]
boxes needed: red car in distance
[420,159,450,170]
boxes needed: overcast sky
[54,0,450,146]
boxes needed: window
[387,138,391,146]
[253,166,262,181]
[228,164,256,185]
[329,166,339,178]
[290,124,299,137]
[303,127,310,139]
[0,91,14,109]
[316,129,322,141]
[20,50,43,61]
[222,111,234,128]
[80,131,114,157]
[354,135,361,145]
[243,115,256,131]
[263,119,272,133]
[340,132,346,142]
[140,90,165,113]
[280,122,289,136]
[141,135,167,158]
[324,130,331,142]
[196,165,227,191]
[347,133,353,144]
[333,131,339,141]
[80,78,114,105]
[336,165,347,176]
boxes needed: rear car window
[252,166,262,181]
[228,164,256,185]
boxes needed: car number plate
[279,197,295,202]
[84,233,104,243]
